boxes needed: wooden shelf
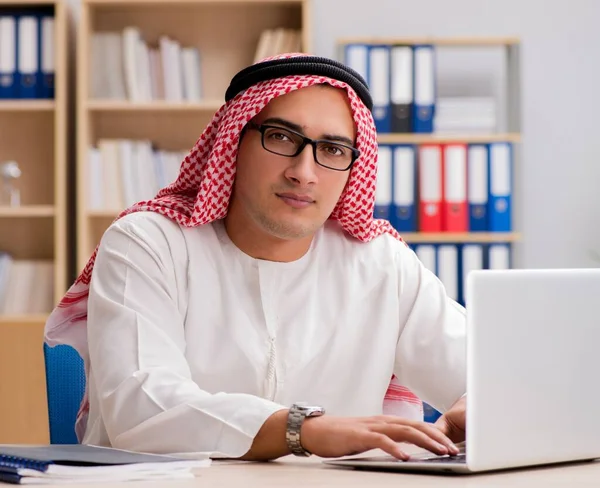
[86,0,303,4]
[400,232,521,243]
[0,205,55,218]
[0,319,49,444]
[377,133,521,144]
[0,0,68,298]
[0,217,54,260]
[0,0,55,4]
[0,0,67,444]
[77,0,311,269]
[86,99,224,112]
[0,314,48,324]
[0,100,55,112]
[338,36,520,47]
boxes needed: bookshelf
[337,36,522,239]
[0,0,68,443]
[337,36,522,424]
[338,36,520,47]
[377,133,521,145]
[76,0,313,271]
[337,36,522,305]
[400,232,520,244]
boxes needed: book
[0,444,211,485]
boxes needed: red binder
[442,143,468,232]
[418,144,443,232]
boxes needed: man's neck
[222,215,314,263]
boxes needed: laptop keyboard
[410,452,466,463]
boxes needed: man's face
[231,84,357,241]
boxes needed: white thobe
[83,212,466,458]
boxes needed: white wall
[312,0,600,269]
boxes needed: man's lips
[276,193,315,203]
[276,193,315,209]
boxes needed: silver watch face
[295,404,325,417]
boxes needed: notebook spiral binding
[0,455,50,472]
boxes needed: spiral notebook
[0,444,211,485]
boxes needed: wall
[312,0,600,269]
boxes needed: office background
[1,0,599,444]
[314,0,600,270]
[65,0,600,270]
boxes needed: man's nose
[284,143,318,185]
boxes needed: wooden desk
[34,453,600,487]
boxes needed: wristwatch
[285,403,326,457]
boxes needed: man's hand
[434,395,466,443]
[241,408,463,462]
[300,414,460,461]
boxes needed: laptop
[324,268,600,474]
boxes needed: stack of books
[0,444,211,485]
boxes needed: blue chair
[423,402,442,423]
[43,344,86,444]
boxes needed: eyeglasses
[246,122,360,171]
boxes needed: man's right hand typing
[240,409,460,461]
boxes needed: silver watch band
[285,403,325,457]
[286,405,309,456]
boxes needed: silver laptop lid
[466,268,600,472]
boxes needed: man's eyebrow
[261,117,355,147]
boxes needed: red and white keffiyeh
[45,53,423,441]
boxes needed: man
[45,54,466,462]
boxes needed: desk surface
[40,452,600,487]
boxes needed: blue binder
[38,10,54,99]
[467,144,489,231]
[459,243,484,307]
[343,43,369,85]
[391,144,416,232]
[487,243,512,269]
[412,44,435,133]
[16,12,39,99]
[374,144,393,220]
[368,44,391,133]
[414,243,437,276]
[488,142,512,232]
[0,11,17,98]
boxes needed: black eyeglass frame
[245,122,361,172]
